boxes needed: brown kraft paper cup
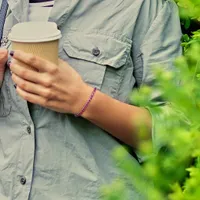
[8,22,62,71]
[11,40,59,71]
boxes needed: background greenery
[102,1,200,200]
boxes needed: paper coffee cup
[8,22,62,71]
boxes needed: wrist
[71,83,94,115]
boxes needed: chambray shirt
[0,0,182,199]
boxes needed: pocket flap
[63,31,131,68]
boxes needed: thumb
[0,49,8,87]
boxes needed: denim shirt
[0,0,182,199]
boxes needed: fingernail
[10,51,14,57]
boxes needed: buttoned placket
[3,1,35,199]
[7,75,35,200]
[3,1,83,199]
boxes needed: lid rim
[9,22,62,43]
[8,33,62,43]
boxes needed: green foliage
[101,1,200,200]
[182,30,200,52]
[175,0,200,20]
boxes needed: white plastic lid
[8,22,62,43]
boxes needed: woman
[0,0,182,199]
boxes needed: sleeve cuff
[137,103,174,161]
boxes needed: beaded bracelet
[75,87,97,117]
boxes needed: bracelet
[75,87,97,117]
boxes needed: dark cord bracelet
[75,87,97,117]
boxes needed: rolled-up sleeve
[132,0,182,154]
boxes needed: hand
[10,50,93,114]
[0,49,8,87]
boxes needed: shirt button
[20,176,26,185]
[3,36,8,43]
[27,126,31,134]
[1,36,8,46]
[92,47,100,56]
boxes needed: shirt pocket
[61,31,131,94]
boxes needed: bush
[101,1,200,200]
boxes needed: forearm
[81,85,152,148]
[9,50,152,148]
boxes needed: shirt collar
[48,0,76,28]
[7,0,80,28]
[7,0,29,22]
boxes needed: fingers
[10,62,53,87]
[12,73,55,100]
[16,86,64,111]
[16,86,49,106]
[10,50,56,73]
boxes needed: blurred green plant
[175,0,200,28]
[101,1,200,200]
